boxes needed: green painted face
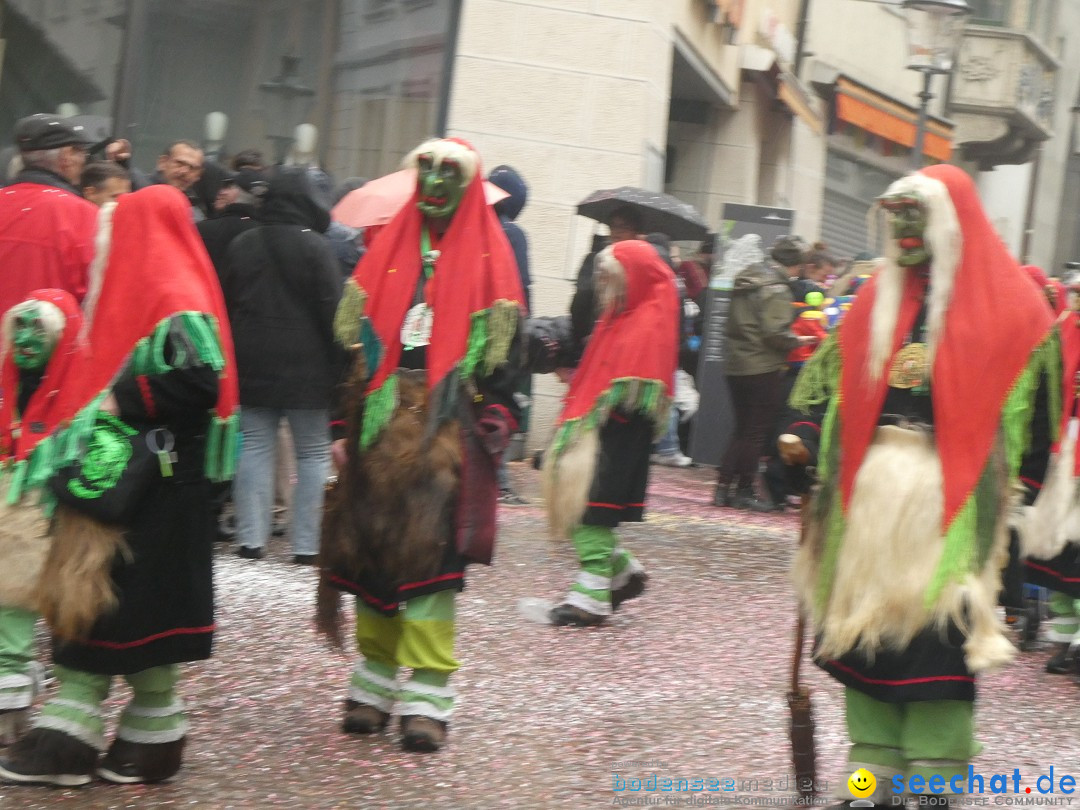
[881,192,931,267]
[416,153,466,220]
[12,306,57,371]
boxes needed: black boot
[1046,642,1074,674]
[611,571,648,610]
[0,728,97,787]
[96,736,185,784]
[549,603,606,627]
[712,482,733,507]
[729,486,779,512]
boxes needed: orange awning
[835,77,953,162]
[778,71,824,136]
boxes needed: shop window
[968,0,1010,26]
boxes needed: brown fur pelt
[33,504,127,641]
[317,367,462,645]
[0,497,51,611]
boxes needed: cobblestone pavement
[2,463,1077,809]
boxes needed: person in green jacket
[714,234,812,510]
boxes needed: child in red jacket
[787,290,828,367]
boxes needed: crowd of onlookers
[1,110,889,544]
[1,114,541,565]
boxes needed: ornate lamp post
[901,0,971,169]
[259,55,315,164]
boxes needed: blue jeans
[235,407,330,555]
[654,408,681,456]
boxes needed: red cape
[837,165,1052,528]
[559,240,679,425]
[350,146,524,396]
[74,185,237,423]
[0,289,88,462]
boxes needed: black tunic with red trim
[1025,545,1080,599]
[816,374,1050,703]
[52,334,219,676]
[581,410,653,528]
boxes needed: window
[968,0,1011,26]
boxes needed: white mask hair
[402,138,479,186]
[866,172,961,381]
[80,199,118,342]
[594,244,627,317]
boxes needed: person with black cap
[0,114,99,318]
[197,169,267,277]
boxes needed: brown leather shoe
[400,715,446,752]
[342,700,390,734]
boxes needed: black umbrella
[576,186,709,241]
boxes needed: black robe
[52,326,220,675]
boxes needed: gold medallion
[887,342,928,389]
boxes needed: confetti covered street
[1,462,1076,809]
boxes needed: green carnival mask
[12,305,58,371]
[880,191,931,268]
[416,152,466,220]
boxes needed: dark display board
[689,204,794,466]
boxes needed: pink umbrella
[331,168,510,228]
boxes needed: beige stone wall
[448,0,675,449]
[803,0,939,119]
[447,0,807,450]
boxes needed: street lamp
[259,55,316,164]
[901,0,971,169]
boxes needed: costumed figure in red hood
[0,290,87,746]
[1014,265,1080,681]
[789,165,1058,805]
[0,185,238,787]
[538,239,678,626]
[317,138,524,753]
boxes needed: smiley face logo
[848,768,876,799]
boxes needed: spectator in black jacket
[219,168,346,563]
[196,169,267,277]
[487,165,532,504]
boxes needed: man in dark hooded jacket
[487,166,531,310]
[487,166,532,504]
[220,168,346,563]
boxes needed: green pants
[845,688,976,800]
[351,590,458,722]
[34,665,186,751]
[0,605,37,711]
[564,525,644,616]
[1046,592,1080,643]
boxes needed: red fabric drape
[349,143,524,396]
[837,165,1052,528]
[72,186,237,422]
[558,240,679,425]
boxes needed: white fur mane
[402,138,479,186]
[594,244,627,317]
[79,200,117,341]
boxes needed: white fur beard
[541,428,599,541]
[814,426,1014,673]
[1017,425,1079,561]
